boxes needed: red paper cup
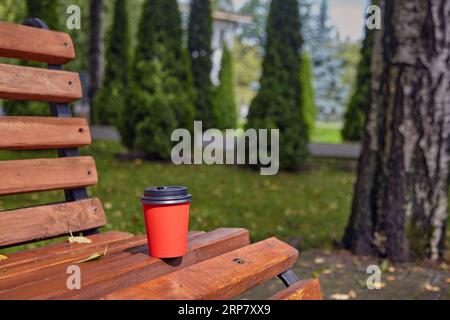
[141,186,192,258]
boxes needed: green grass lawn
[0,141,357,253]
[311,122,343,144]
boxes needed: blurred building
[179,2,251,84]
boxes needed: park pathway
[92,125,361,159]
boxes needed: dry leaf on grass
[314,257,325,264]
[373,282,386,289]
[424,283,440,292]
[445,278,450,284]
[0,254,8,261]
[386,276,396,282]
[348,290,357,299]
[330,293,350,300]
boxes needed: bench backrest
[0,20,107,249]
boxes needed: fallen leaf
[0,254,8,261]
[335,263,344,269]
[330,293,350,300]
[381,260,389,272]
[78,252,103,263]
[68,236,92,244]
[314,257,325,264]
[322,269,333,275]
[78,247,107,263]
[424,283,440,292]
[445,278,450,284]
[373,282,386,289]
[386,276,396,282]
[388,266,396,273]
[358,280,367,288]
[348,290,357,299]
[104,202,113,210]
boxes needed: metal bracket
[278,269,300,287]
[23,17,98,235]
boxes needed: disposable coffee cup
[141,186,192,258]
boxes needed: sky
[328,0,367,41]
[233,0,367,42]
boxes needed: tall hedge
[300,52,316,135]
[94,0,130,125]
[188,0,216,129]
[214,46,237,129]
[118,0,194,158]
[246,0,308,171]
[26,0,61,30]
[4,0,61,116]
[341,19,373,141]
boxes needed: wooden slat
[1,229,246,299]
[269,279,323,300]
[0,117,91,150]
[0,231,202,284]
[0,21,75,65]
[0,198,106,248]
[0,234,145,283]
[0,156,98,196]
[61,228,249,300]
[0,231,133,270]
[0,229,248,300]
[104,237,298,300]
[0,63,82,103]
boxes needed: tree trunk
[88,0,104,124]
[343,0,450,262]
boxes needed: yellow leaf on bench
[68,236,92,244]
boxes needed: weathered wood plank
[269,279,323,300]
[0,117,91,150]
[0,234,147,283]
[0,229,247,300]
[0,231,203,286]
[0,21,75,65]
[0,198,106,248]
[0,231,133,270]
[0,63,82,103]
[104,237,298,300]
[0,156,98,196]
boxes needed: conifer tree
[26,0,61,30]
[94,0,130,125]
[247,0,308,171]
[118,0,194,158]
[300,52,316,135]
[188,0,216,129]
[341,16,374,141]
[214,46,237,129]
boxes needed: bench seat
[0,228,321,300]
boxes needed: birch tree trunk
[343,0,450,262]
[88,0,104,123]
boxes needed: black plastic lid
[141,186,192,205]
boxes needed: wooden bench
[0,19,322,300]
